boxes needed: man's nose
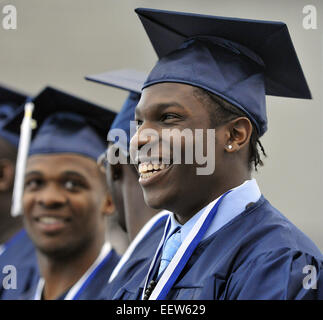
[130,123,160,160]
[35,183,67,209]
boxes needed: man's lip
[33,214,71,222]
[139,163,173,187]
[33,215,71,233]
[138,162,171,174]
[133,156,172,175]
[134,155,172,164]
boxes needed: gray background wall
[1,0,322,250]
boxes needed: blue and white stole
[34,242,112,300]
[108,210,169,283]
[142,191,231,300]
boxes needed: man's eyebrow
[25,170,42,178]
[25,170,87,179]
[135,102,185,118]
[61,171,87,179]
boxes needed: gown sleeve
[223,248,323,300]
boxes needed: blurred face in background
[23,153,111,259]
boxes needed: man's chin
[35,240,83,261]
[36,244,68,259]
[143,190,176,212]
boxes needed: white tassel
[11,102,35,217]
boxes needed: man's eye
[161,113,179,122]
[64,180,79,191]
[25,179,42,190]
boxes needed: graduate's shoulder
[201,195,323,262]
[246,196,323,258]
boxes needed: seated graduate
[86,69,169,299]
[115,8,323,300]
[5,86,120,300]
[0,84,39,300]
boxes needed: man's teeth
[38,217,64,225]
[138,162,170,175]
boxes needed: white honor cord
[108,210,169,283]
[34,242,112,300]
[148,198,220,300]
[34,278,45,300]
[11,102,34,217]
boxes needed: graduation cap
[6,86,116,160]
[135,8,312,136]
[0,84,29,147]
[86,69,148,153]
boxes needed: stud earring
[227,145,233,150]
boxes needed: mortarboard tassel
[11,101,35,217]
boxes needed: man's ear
[101,192,116,217]
[224,117,253,153]
[0,159,15,192]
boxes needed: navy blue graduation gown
[21,249,120,300]
[0,229,39,300]
[77,249,120,300]
[101,217,167,299]
[113,196,323,300]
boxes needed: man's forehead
[136,82,197,116]
[26,153,98,172]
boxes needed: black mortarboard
[5,86,116,160]
[135,8,312,136]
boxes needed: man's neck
[38,239,104,300]
[174,173,251,225]
[123,181,159,241]
[126,202,160,241]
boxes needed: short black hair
[193,87,266,171]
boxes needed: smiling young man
[86,69,169,299]
[5,86,119,300]
[114,9,323,300]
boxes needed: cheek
[72,192,104,220]
[169,126,213,164]
[129,133,139,160]
[71,194,94,214]
[23,193,35,217]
